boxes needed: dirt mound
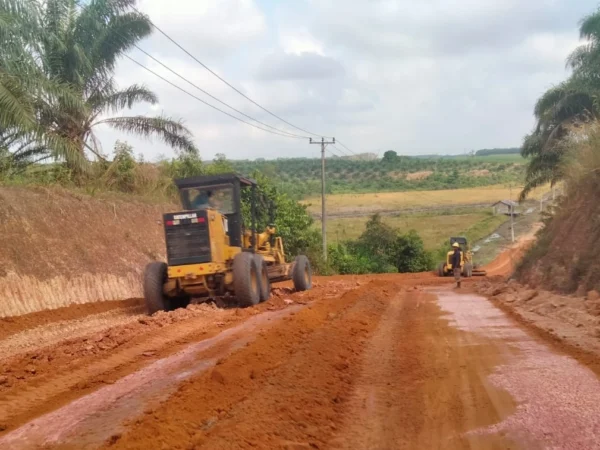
[469,169,490,177]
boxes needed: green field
[319,211,509,251]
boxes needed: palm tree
[519,79,596,199]
[0,0,197,174]
[520,8,600,199]
[35,0,197,165]
[1,0,87,170]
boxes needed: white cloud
[279,30,325,55]
[138,0,266,57]
[99,0,599,161]
[256,52,345,81]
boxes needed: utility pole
[310,137,335,261]
[510,204,515,243]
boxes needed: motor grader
[143,173,312,314]
[437,237,487,278]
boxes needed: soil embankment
[0,187,174,317]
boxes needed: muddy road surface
[1,269,600,449]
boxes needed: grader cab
[143,174,311,314]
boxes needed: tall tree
[0,0,85,169]
[36,0,197,165]
[520,8,600,199]
[0,0,197,174]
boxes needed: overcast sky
[99,0,598,161]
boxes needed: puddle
[433,288,600,449]
[0,305,303,449]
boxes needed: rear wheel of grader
[143,261,171,314]
[233,252,261,307]
[255,254,271,302]
[292,255,312,291]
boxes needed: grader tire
[255,254,271,302]
[437,262,446,277]
[233,252,261,307]
[143,262,171,315]
[292,255,312,292]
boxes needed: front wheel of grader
[233,252,262,307]
[292,255,312,291]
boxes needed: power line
[124,55,307,140]
[335,139,358,155]
[132,5,333,140]
[327,146,348,158]
[130,45,310,140]
[330,144,352,157]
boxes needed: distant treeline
[228,153,525,200]
[474,148,521,156]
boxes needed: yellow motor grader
[437,237,487,278]
[143,174,312,314]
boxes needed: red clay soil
[483,225,540,277]
[100,283,517,450]
[0,298,143,341]
[0,282,354,435]
[4,237,600,449]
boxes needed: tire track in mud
[331,288,517,450]
[0,305,143,359]
[0,306,229,432]
[0,306,306,449]
[97,280,395,450]
[0,299,143,341]
[0,281,355,439]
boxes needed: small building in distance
[492,200,520,216]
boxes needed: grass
[319,211,509,251]
[304,184,549,215]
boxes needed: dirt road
[1,262,600,449]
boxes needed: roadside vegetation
[520,7,600,199]
[328,215,433,275]
[518,6,600,292]
[518,125,600,293]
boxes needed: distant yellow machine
[437,237,486,277]
[143,174,311,314]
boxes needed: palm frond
[88,12,152,75]
[519,152,563,201]
[521,133,543,158]
[91,83,157,113]
[0,73,36,130]
[43,131,89,171]
[534,84,567,119]
[97,115,199,155]
[579,8,600,41]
